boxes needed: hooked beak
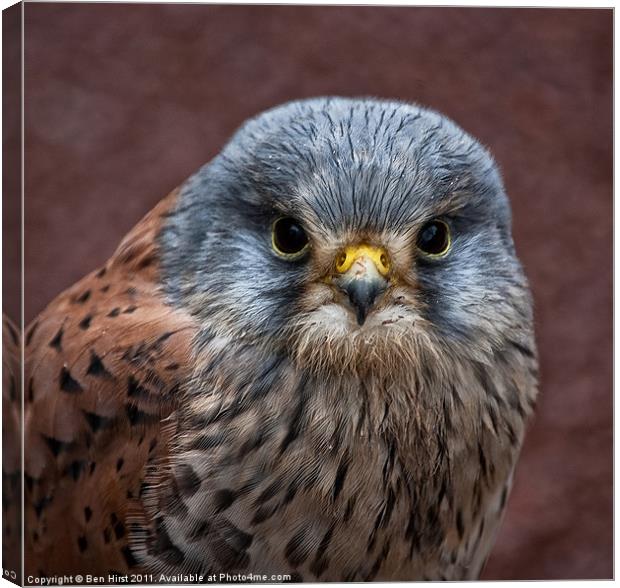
[332,244,390,325]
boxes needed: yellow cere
[335,244,391,276]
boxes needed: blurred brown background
[13,4,612,580]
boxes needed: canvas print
[2,3,612,584]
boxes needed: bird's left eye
[272,217,309,259]
[416,219,452,257]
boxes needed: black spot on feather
[49,326,64,351]
[213,489,237,513]
[333,453,349,501]
[5,319,18,345]
[456,510,465,539]
[114,521,126,539]
[87,351,113,378]
[125,404,157,425]
[25,321,38,346]
[127,375,150,398]
[176,464,201,497]
[153,518,185,565]
[83,411,113,432]
[79,314,93,329]
[285,527,311,567]
[34,495,52,518]
[75,290,91,304]
[121,546,138,568]
[65,460,86,481]
[59,366,83,393]
[43,435,71,457]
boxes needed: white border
[0,2,615,588]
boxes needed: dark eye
[416,220,451,257]
[272,217,309,258]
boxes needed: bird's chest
[148,388,510,582]
[229,439,503,581]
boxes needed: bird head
[160,98,532,378]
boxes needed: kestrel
[18,98,538,582]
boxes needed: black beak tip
[345,279,384,326]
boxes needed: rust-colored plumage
[23,191,198,576]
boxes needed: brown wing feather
[24,190,199,577]
[3,314,22,583]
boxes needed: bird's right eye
[271,217,309,259]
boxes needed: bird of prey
[20,97,538,582]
